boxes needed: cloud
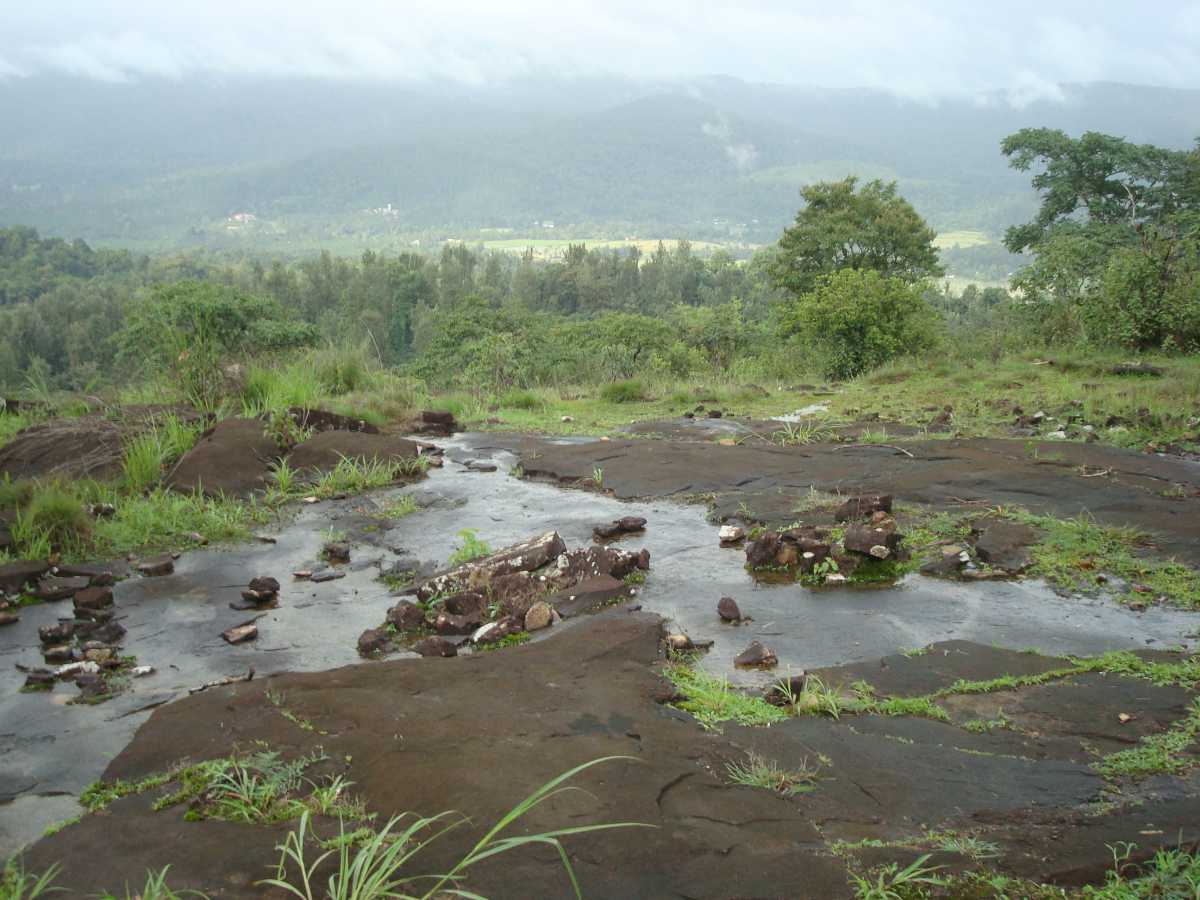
[0,1,1197,101]
[702,116,759,171]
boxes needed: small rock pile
[23,582,144,702]
[358,530,649,659]
[743,494,904,583]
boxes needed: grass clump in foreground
[262,756,649,900]
[725,751,820,796]
[1094,698,1200,780]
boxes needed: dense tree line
[2,127,1196,393]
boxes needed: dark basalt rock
[717,596,742,622]
[385,601,426,632]
[412,636,458,658]
[734,640,777,668]
[834,494,893,522]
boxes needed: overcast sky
[1,1,1198,102]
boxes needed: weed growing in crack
[725,752,820,796]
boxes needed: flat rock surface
[23,619,1200,897]
[498,433,1200,565]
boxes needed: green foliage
[725,752,819,796]
[13,484,90,555]
[260,757,648,900]
[600,379,647,403]
[119,281,317,409]
[777,269,941,378]
[772,177,944,297]
[1002,129,1200,353]
[448,528,491,566]
[663,659,789,731]
[1083,843,1200,899]
[0,860,61,900]
[1084,236,1200,352]
[847,853,945,900]
[121,415,202,492]
[97,866,206,900]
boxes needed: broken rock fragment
[834,494,893,522]
[734,641,778,669]
[357,628,392,657]
[222,621,258,644]
[385,600,426,632]
[717,596,742,622]
[412,636,458,658]
[137,555,175,577]
[524,601,554,632]
[718,524,745,545]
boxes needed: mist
[2,0,1199,103]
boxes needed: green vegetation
[662,658,789,731]
[121,414,203,493]
[0,861,61,900]
[847,853,945,900]
[725,751,820,796]
[261,757,648,900]
[1094,699,1200,779]
[999,509,1200,608]
[98,867,206,900]
[448,528,492,566]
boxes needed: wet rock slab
[25,618,1200,897]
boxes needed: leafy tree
[776,269,940,379]
[1002,130,1200,350]
[119,281,317,407]
[1001,129,1197,253]
[771,178,943,296]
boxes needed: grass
[448,528,492,566]
[663,658,789,731]
[120,414,202,493]
[725,751,820,796]
[459,352,1200,453]
[847,854,945,899]
[600,379,647,404]
[998,508,1200,609]
[0,861,61,900]
[260,756,650,900]
[98,866,206,900]
[373,495,418,520]
[1094,698,1200,779]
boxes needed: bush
[1084,241,1200,352]
[16,484,90,553]
[500,389,543,411]
[600,379,647,403]
[312,343,377,396]
[777,269,940,379]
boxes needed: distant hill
[0,75,1196,251]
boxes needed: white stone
[718,524,745,543]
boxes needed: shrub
[499,389,543,411]
[600,379,647,404]
[16,484,90,553]
[1084,239,1200,352]
[777,269,941,379]
[313,343,377,396]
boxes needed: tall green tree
[771,177,943,296]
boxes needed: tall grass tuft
[14,484,90,555]
[261,756,649,900]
